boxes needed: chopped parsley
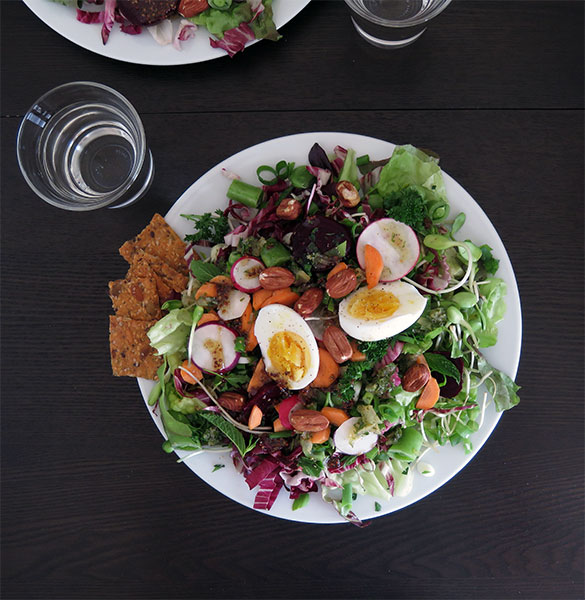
[479,244,500,274]
[183,210,229,245]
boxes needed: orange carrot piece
[349,340,367,362]
[253,289,273,311]
[416,377,440,410]
[310,426,330,444]
[179,360,203,384]
[364,244,384,289]
[310,348,340,388]
[261,290,300,308]
[246,322,258,352]
[248,358,271,395]
[273,418,286,432]
[321,406,350,427]
[197,311,219,327]
[248,405,263,430]
[195,282,217,299]
[327,262,348,280]
[240,302,254,333]
[210,275,232,286]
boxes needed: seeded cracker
[119,213,189,274]
[109,316,162,379]
[124,248,188,293]
[126,257,175,304]
[109,277,162,321]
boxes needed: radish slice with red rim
[217,288,250,321]
[356,218,420,282]
[189,322,240,373]
[231,256,265,293]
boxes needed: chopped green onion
[356,154,370,166]
[227,180,263,208]
[375,502,381,512]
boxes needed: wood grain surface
[1,1,583,599]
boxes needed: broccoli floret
[383,186,428,233]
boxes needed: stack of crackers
[109,213,193,380]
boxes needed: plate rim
[138,131,522,524]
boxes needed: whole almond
[402,364,431,392]
[178,0,209,18]
[259,267,295,290]
[323,326,353,363]
[217,391,246,412]
[276,198,302,220]
[294,288,324,317]
[289,408,329,432]
[336,181,360,207]
[326,269,357,299]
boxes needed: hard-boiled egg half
[255,304,320,390]
[338,281,427,342]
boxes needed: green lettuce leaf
[190,2,252,38]
[478,357,520,411]
[377,145,447,202]
[147,308,192,356]
[249,0,280,41]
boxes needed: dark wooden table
[1,1,583,598]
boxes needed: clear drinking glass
[17,81,154,211]
[344,0,452,49]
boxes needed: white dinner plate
[23,0,311,66]
[137,132,522,524]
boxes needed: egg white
[338,282,427,342]
[255,304,320,390]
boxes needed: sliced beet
[429,352,464,398]
[291,215,353,271]
[308,143,334,172]
[117,0,178,25]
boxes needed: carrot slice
[310,426,330,444]
[349,340,367,362]
[321,406,350,427]
[310,348,340,388]
[179,360,203,384]
[210,275,232,286]
[261,290,300,308]
[240,302,254,333]
[364,244,384,289]
[248,405,263,430]
[195,282,217,299]
[197,311,219,327]
[327,262,348,280]
[246,322,258,352]
[253,288,273,311]
[248,358,271,395]
[273,418,286,432]
[416,377,440,409]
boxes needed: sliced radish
[356,218,420,282]
[189,322,240,373]
[276,395,302,430]
[217,288,250,321]
[231,256,265,293]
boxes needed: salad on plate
[50,0,280,56]
[143,141,520,525]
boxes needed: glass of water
[17,81,154,211]
[345,0,452,49]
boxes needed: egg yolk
[267,331,309,383]
[347,288,400,321]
